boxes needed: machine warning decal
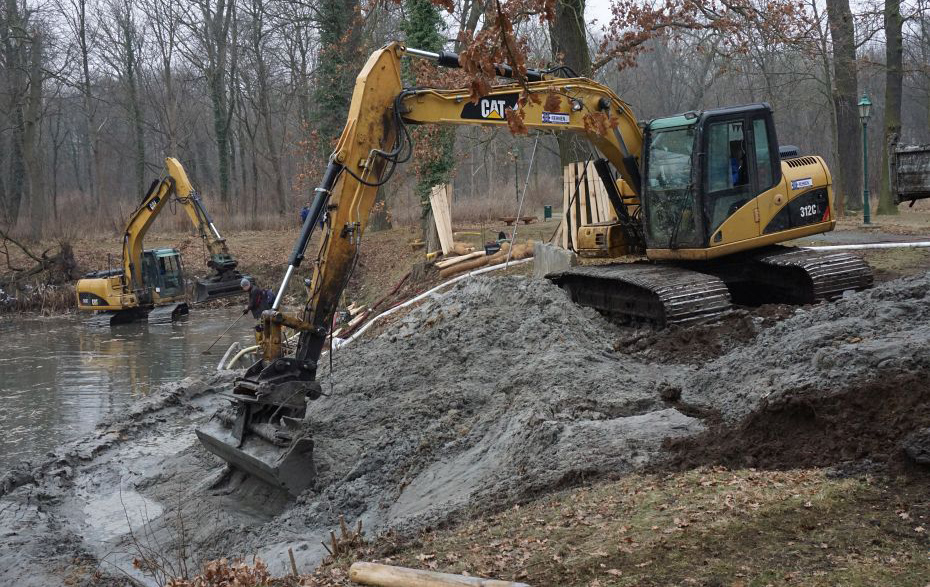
[147,195,161,211]
[790,177,813,191]
[461,93,520,120]
[542,111,570,124]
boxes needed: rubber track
[752,247,873,302]
[549,264,732,326]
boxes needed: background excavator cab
[142,249,185,302]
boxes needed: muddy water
[0,309,254,470]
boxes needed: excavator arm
[278,43,646,362]
[196,42,649,494]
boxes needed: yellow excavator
[196,42,873,494]
[76,158,249,326]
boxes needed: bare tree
[826,0,862,214]
[99,0,146,196]
[878,0,903,214]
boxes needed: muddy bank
[0,374,235,585]
[678,272,930,422]
[3,270,930,585]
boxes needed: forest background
[1,0,929,239]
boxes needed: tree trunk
[200,0,236,204]
[877,0,902,215]
[3,0,26,225]
[825,0,862,215]
[24,31,44,236]
[550,0,592,193]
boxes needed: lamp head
[858,93,872,122]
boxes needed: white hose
[217,341,241,370]
[333,257,532,350]
[224,344,260,370]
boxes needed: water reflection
[0,310,254,470]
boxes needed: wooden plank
[429,184,454,255]
[601,179,613,221]
[561,162,571,249]
[440,185,455,253]
[594,164,609,222]
[583,162,597,223]
[569,162,580,250]
[594,170,610,222]
[349,561,531,587]
[579,161,589,230]
[434,250,485,269]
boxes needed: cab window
[753,118,774,189]
[705,119,753,237]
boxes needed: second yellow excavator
[196,42,873,494]
[76,158,250,325]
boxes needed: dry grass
[168,468,930,586]
[304,468,930,587]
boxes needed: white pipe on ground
[804,241,930,251]
[333,257,533,350]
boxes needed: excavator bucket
[196,359,321,495]
[196,418,316,495]
[193,274,252,303]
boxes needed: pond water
[0,309,255,470]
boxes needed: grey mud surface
[3,271,930,585]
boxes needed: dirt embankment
[4,267,930,585]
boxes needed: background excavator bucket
[193,274,252,303]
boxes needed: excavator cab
[142,249,186,301]
[640,104,835,260]
[642,104,786,252]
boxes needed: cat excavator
[76,158,249,325]
[196,42,873,494]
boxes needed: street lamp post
[858,93,872,225]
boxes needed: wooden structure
[561,161,618,251]
[890,142,930,204]
[430,184,454,255]
[349,562,531,587]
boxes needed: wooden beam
[435,250,485,269]
[430,184,454,255]
[349,562,531,587]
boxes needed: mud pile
[683,273,930,421]
[672,272,930,469]
[237,277,702,569]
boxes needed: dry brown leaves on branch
[165,557,270,587]
[595,0,814,71]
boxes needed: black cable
[341,91,415,187]
[542,65,580,79]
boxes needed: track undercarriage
[549,246,873,326]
